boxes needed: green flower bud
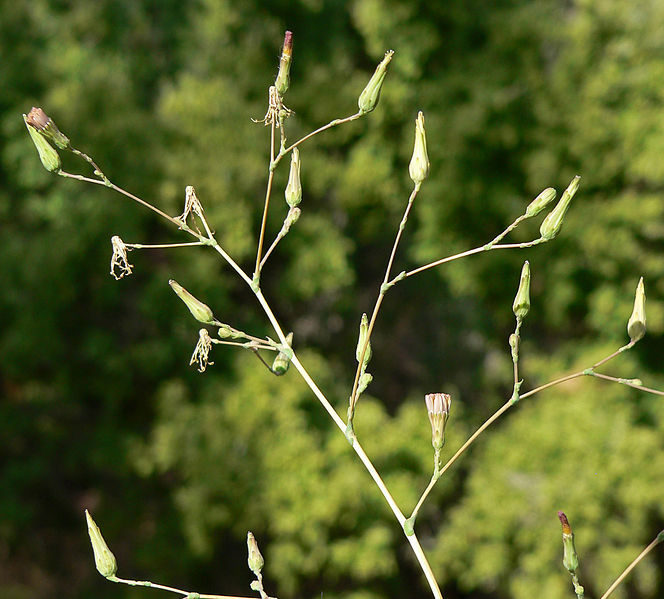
[358,50,394,114]
[247,532,264,576]
[425,393,451,450]
[409,111,430,184]
[169,279,215,324]
[281,207,301,235]
[85,510,118,579]
[558,511,580,574]
[272,332,293,375]
[274,31,292,95]
[627,276,646,342]
[285,147,302,208]
[512,261,531,320]
[525,187,557,217]
[25,107,70,149]
[355,313,372,366]
[23,114,61,173]
[539,176,580,241]
[357,372,373,395]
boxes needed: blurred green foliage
[1,1,663,599]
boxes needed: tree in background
[2,1,663,598]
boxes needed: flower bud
[409,111,430,184]
[525,187,557,217]
[358,50,394,114]
[627,276,646,342]
[281,207,301,235]
[539,176,580,241]
[85,510,118,579]
[558,511,580,574]
[425,393,451,450]
[285,147,302,208]
[25,107,70,149]
[23,114,61,172]
[247,532,264,576]
[512,261,531,320]
[357,372,373,395]
[169,280,215,324]
[355,313,372,366]
[272,332,293,375]
[274,30,293,95]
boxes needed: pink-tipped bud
[275,30,293,95]
[425,393,451,450]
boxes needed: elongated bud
[627,277,646,342]
[358,50,394,114]
[85,510,118,579]
[539,176,580,241]
[169,280,215,324]
[25,107,70,149]
[525,187,557,217]
[558,511,580,574]
[285,147,302,208]
[355,313,372,366]
[247,532,264,576]
[512,261,531,320]
[23,114,61,172]
[425,393,451,450]
[409,111,430,184]
[272,332,293,375]
[275,30,293,95]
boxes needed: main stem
[252,288,443,599]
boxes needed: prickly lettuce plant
[24,31,663,599]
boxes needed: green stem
[586,371,664,396]
[110,576,254,599]
[126,242,205,249]
[255,120,277,278]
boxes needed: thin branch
[586,371,664,396]
[255,120,277,277]
[111,576,255,599]
[600,532,663,599]
[126,242,205,249]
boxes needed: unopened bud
[425,393,451,450]
[23,114,61,172]
[247,532,264,576]
[281,207,301,235]
[358,50,394,114]
[539,176,580,241]
[627,277,646,342]
[169,280,215,324]
[285,147,302,208]
[409,111,430,184]
[355,313,372,366]
[525,187,557,217]
[558,511,580,574]
[274,30,293,95]
[512,261,531,320]
[357,372,373,395]
[272,332,293,375]
[85,510,118,579]
[25,107,70,149]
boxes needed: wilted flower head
[425,393,451,450]
[190,328,214,372]
[178,185,204,226]
[25,107,70,149]
[274,30,293,95]
[557,511,580,574]
[110,236,133,280]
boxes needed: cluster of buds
[425,393,451,451]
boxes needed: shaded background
[2,1,664,598]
